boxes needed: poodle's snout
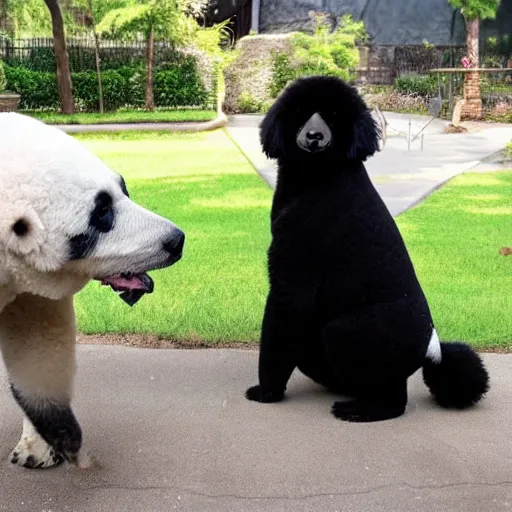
[306,130,324,141]
[297,113,332,153]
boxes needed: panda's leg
[0,294,90,469]
[322,302,428,423]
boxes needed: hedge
[4,61,212,110]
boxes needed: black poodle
[246,75,489,422]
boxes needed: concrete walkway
[55,113,228,134]
[227,113,512,215]
[1,346,512,512]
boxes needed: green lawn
[397,171,512,350]
[75,130,272,343]
[26,109,217,125]
[74,131,512,349]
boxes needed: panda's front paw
[245,385,284,403]
[10,434,64,469]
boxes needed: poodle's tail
[422,330,490,409]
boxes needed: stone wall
[223,34,294,113]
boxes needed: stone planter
[0,93,21,112]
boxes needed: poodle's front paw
[245,385,284,403]
[10,433,63,469]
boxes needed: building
[209,0,512,53]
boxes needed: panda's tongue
[101,273,154,307]
[101,273,154,293]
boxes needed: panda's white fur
[0,113,184,469]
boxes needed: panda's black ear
[347,110,381,162]
[0,204,45,255]
[259,106,285,159]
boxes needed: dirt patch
[76,334,510,354]
[77,333,258,350]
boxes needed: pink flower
[461,56,472,69]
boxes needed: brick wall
[461,72,483,120]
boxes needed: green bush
[394,74,437,97]
[4,62,210,111]
[269,13,364,98]
[0,60,6,93]
[4,66,60,109]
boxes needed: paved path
[226,113,512,215]
[55,114,228,134]
[1,346,511,512]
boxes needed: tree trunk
[93,30,104,113]
[461,16,482,120]
[0,0,8,35]
[43,0,74,114]
[466,16,479,67]
[145,26,155,112]
[86,0,104,113]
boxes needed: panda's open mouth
[100,272,154,307]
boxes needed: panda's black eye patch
[119,175,129,198]
[90,191,115,233]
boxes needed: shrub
[268,13,364,98]
[4,66,59,109]
[237,91,268,113]
[394,74,437,97]
[0,60,6,93]
[4,62,210,111]
[506,140,512,157]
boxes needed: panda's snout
[163,229,185,263]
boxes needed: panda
[0,113,185,469]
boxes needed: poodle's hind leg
[0,294,91,469]
[322,303,429,422]
[330,380,408,422]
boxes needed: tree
[44,0,74,113]
[447,0,501,67]
[97,0,204,111]
[2,0,52,38]
[448,0,501,118]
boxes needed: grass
[397,171,512,350]
[74,130,512,348]
[25,109,217,125]
[74,130,272,343]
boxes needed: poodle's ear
[347,110,381,162]
[259,108,285,159]
[0,203,45,255]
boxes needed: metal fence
[0,37,184,72]
[429,68,512,121]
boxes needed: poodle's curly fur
[246,76,489,422]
